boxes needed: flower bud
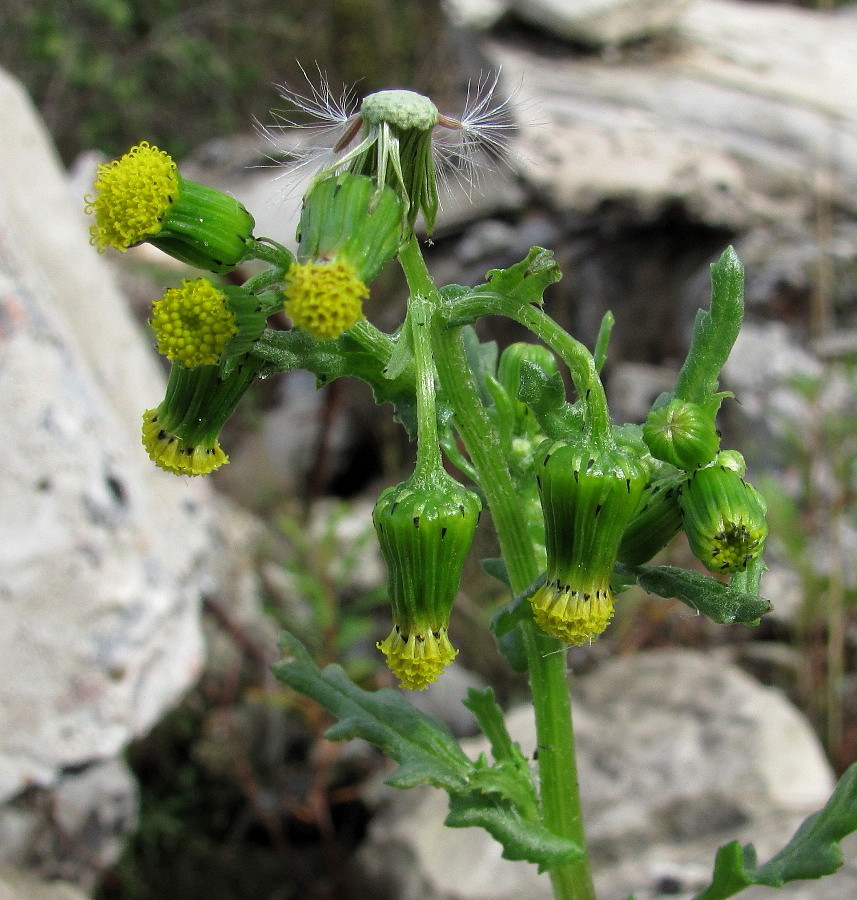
[86,142,254,273]
[643,397,720,470]
[151,278,275,368]
[530,440,648,644]
[141,355,263,476]
[373,470,481,689]
[284,173,403,340]
[680,462,768,574]
[496,342,559,433]
[713,449,746,476]
[617,469,686,567]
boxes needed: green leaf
[695,763,857,899]
[463,688,530,770]
[517,362,581,440]
[445,791,581,873]
[274,631,582,870]
[617,564,771,625]
[253,326,422,438]
[593,310,615,373]
[274,632,471,791]
[674,246,744,405]
[491,574,544,638]
[462,325,498,406]
[480,557,511,588]
[480,247,563,308]
[384,318,414,381]
[496,627,530,673]
[444,248,563,329]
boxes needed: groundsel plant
[86,83,857,899]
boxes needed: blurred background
[0,1,856,898]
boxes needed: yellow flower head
[87,142,178,252]
[530,582,614,646]
[284,259,368,340]
[141,408,228,477]
[151,278,237,368]
[377,625,458,691]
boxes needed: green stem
[408,294,442,477]
[245,237,295,269]
[398,235,596,900]
[445,292,613,444]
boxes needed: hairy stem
[398,235,596,900]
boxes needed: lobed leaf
[617,563,771,625]
[274,631,582,870]
[695,764,857,899]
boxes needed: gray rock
[511,0,693,48]
[490,0,857,229]
[0,866,88,900]
[0,760,137,889]
[443,0,511,30]
[721,321,822,435]
[0,64,264,888]
[607,361,677,424]
[0,66,210,805]
[357,649,839,899]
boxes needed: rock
[0,64,263,885]
[720,320,823,466]
[357,649,839,899]
[0,866,89,900]
[0,65,210,804]
[443,0,511,30]
[0,760,139,890]
[490,0,857,229]
[214,370,353,508]
[758,563,805,627]
[607,361,677,424]
[511,0,693,48]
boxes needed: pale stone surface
[0,866,89,900]
[357,649,840,899]
[492,0,857,228]
[0,66,210,806]
[443,0,510,30]
[0,759,138,889]
[511,0,693,47]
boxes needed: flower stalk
[398,234,596,900]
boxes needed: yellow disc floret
[86,142,179,252]
[377,625,458,691]
[530,582,614,646]
[151,278,237,367]
[141,409,228,476]
[284,259,368,340]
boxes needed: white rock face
[512,0,693,47]
[0,865,89,900]
[0,68,209,803]
[493,0,857,228]
[442,0,510,30]
[358,650,840,899]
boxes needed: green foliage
[674,247,744,404]
[273,632,583,870]
[0,0,452,163]
[616,563,772,625]
[696,763,857,899]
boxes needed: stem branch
[398,236,596,900]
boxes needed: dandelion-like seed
[265,68,518,234]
